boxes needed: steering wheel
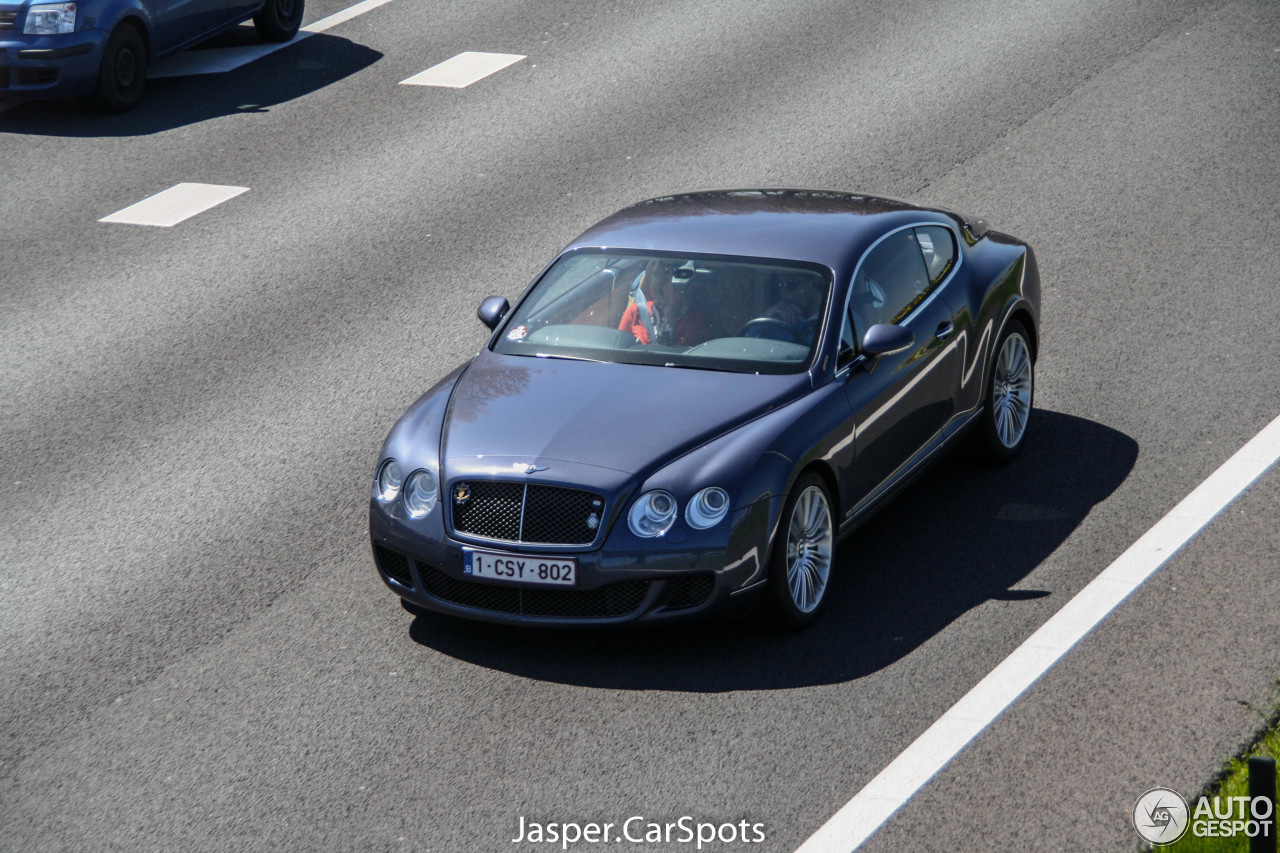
[738,317,799,342]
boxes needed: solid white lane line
[150,0,396,79]
[399,51,525,88]
[796,410,1280,853]
[99,183,249,227]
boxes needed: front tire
[975,319,1034,462]
[766,472,835,629]
[254,0,304,42]
[94,24,147,113]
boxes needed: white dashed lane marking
[796,410,1280,853]
[399,51,526,88]
[99,183,250,227]
[151,0,397,79]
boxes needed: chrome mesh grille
[450,481,602,545]
[453,481,523,541]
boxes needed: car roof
[564,189,963,280]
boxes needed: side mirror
[862,323,914,357]
[477,296,510,331]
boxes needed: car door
[839,225,963,515]
[152,0,233,55]
[222,0,263,27]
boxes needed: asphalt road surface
[3,0,1279,850]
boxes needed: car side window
[915,226,957,285]
[851,229,931,328]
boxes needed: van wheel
[94,24,147,113]
[254,0,304,42]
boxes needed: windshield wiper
[661,361,729,372]
[533,352,607,363]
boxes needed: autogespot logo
[1133,787,1190,845]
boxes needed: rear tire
[254,0,304,42]
[973,319,1034,462]
[94,24,147,113]
[765,472,834,629]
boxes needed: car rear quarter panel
[951,230,1041,413]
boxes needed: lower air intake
[418,564,649,618]
[374,545,414,587]
[665,574,715,610]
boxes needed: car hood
[441,353,808,478]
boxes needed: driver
[619,261,713,346]
[760,271,824,340]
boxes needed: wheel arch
[757,458,841,571]
[1006,305,1038,361]
[797,459,840,529]
[95,0,154,56]
[977,302,1037,406]
[115,14,151,58]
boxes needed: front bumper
[368,496,779,626]
[1,29,106,97]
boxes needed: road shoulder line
[796,409,1280,852]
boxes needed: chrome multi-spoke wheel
[767,473,834,627]
[976,320,1034,461]
[993,332,1033,448]
[786,486,833,613]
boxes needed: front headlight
[24,2,77,34]
[404,469,439,519]
[375,458,402,502]
[628,490,677,538]
[685,486,730,529]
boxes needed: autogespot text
[1190,795,1275,839]
[511,816,767,849]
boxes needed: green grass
[1153,698,1280,852]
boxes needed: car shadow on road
[0,32,379,136]
[407,409,1138,691]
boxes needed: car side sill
[839,406,983,537]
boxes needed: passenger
[619,262,714,346]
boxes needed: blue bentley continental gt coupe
[369,190,1040,628]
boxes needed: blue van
[0,0,303,110]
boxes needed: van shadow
[407,410,1138,691]
[0,31,379,136]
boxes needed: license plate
[463,548,577,587]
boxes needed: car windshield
[492,250,831,374]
